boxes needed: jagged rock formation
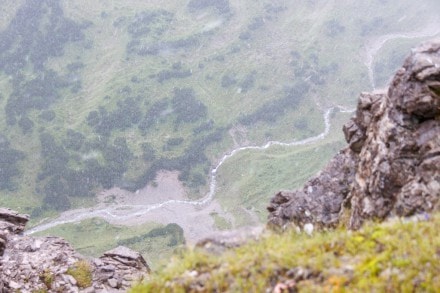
[0,208,29,257]
[268,40,440,230]
[267,149,358,229]
[0,209,150,292]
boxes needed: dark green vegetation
[119,223,185,248]
[132,213,440,292]
[2,0,87,124]
[0,0,438,225]
[0,135,24,190]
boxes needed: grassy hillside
[1,0,437,216]
[213,109,350,226]
[0,0,439,263]
[132,213,440,292]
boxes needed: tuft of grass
[67,260,93,288]
[131,213,440,292]
[39,269,54,290]
[210,212,233,230]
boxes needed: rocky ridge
[268,39,440,230]
[0,208,150,292]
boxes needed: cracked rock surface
[0,209,150,292]
[268,40,440,230]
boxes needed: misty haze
[0,0,439,291]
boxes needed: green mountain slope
[0,0,439,253]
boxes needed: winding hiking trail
[27,25,440,240]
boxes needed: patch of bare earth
[96,171,228,243]
[97,171,187,207]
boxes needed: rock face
[0,208,29,257]
[268,149,358,229]
[0,209,150,292]
[268,40,440,230]
[0,208,29,235]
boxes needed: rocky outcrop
[0,209,150,292]
[196,226,264,254]
[94,246,151,290]
[0,208,29,257]
[268,39,440,230]
[0,208,29,236]
[267,149,358,229]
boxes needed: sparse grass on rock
[132,213,440,292]
[39,269,54,290]
[67,260,93,288]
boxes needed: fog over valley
[0,0,439,267]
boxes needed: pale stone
[108,278,118,288]
[303,223,314,236]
